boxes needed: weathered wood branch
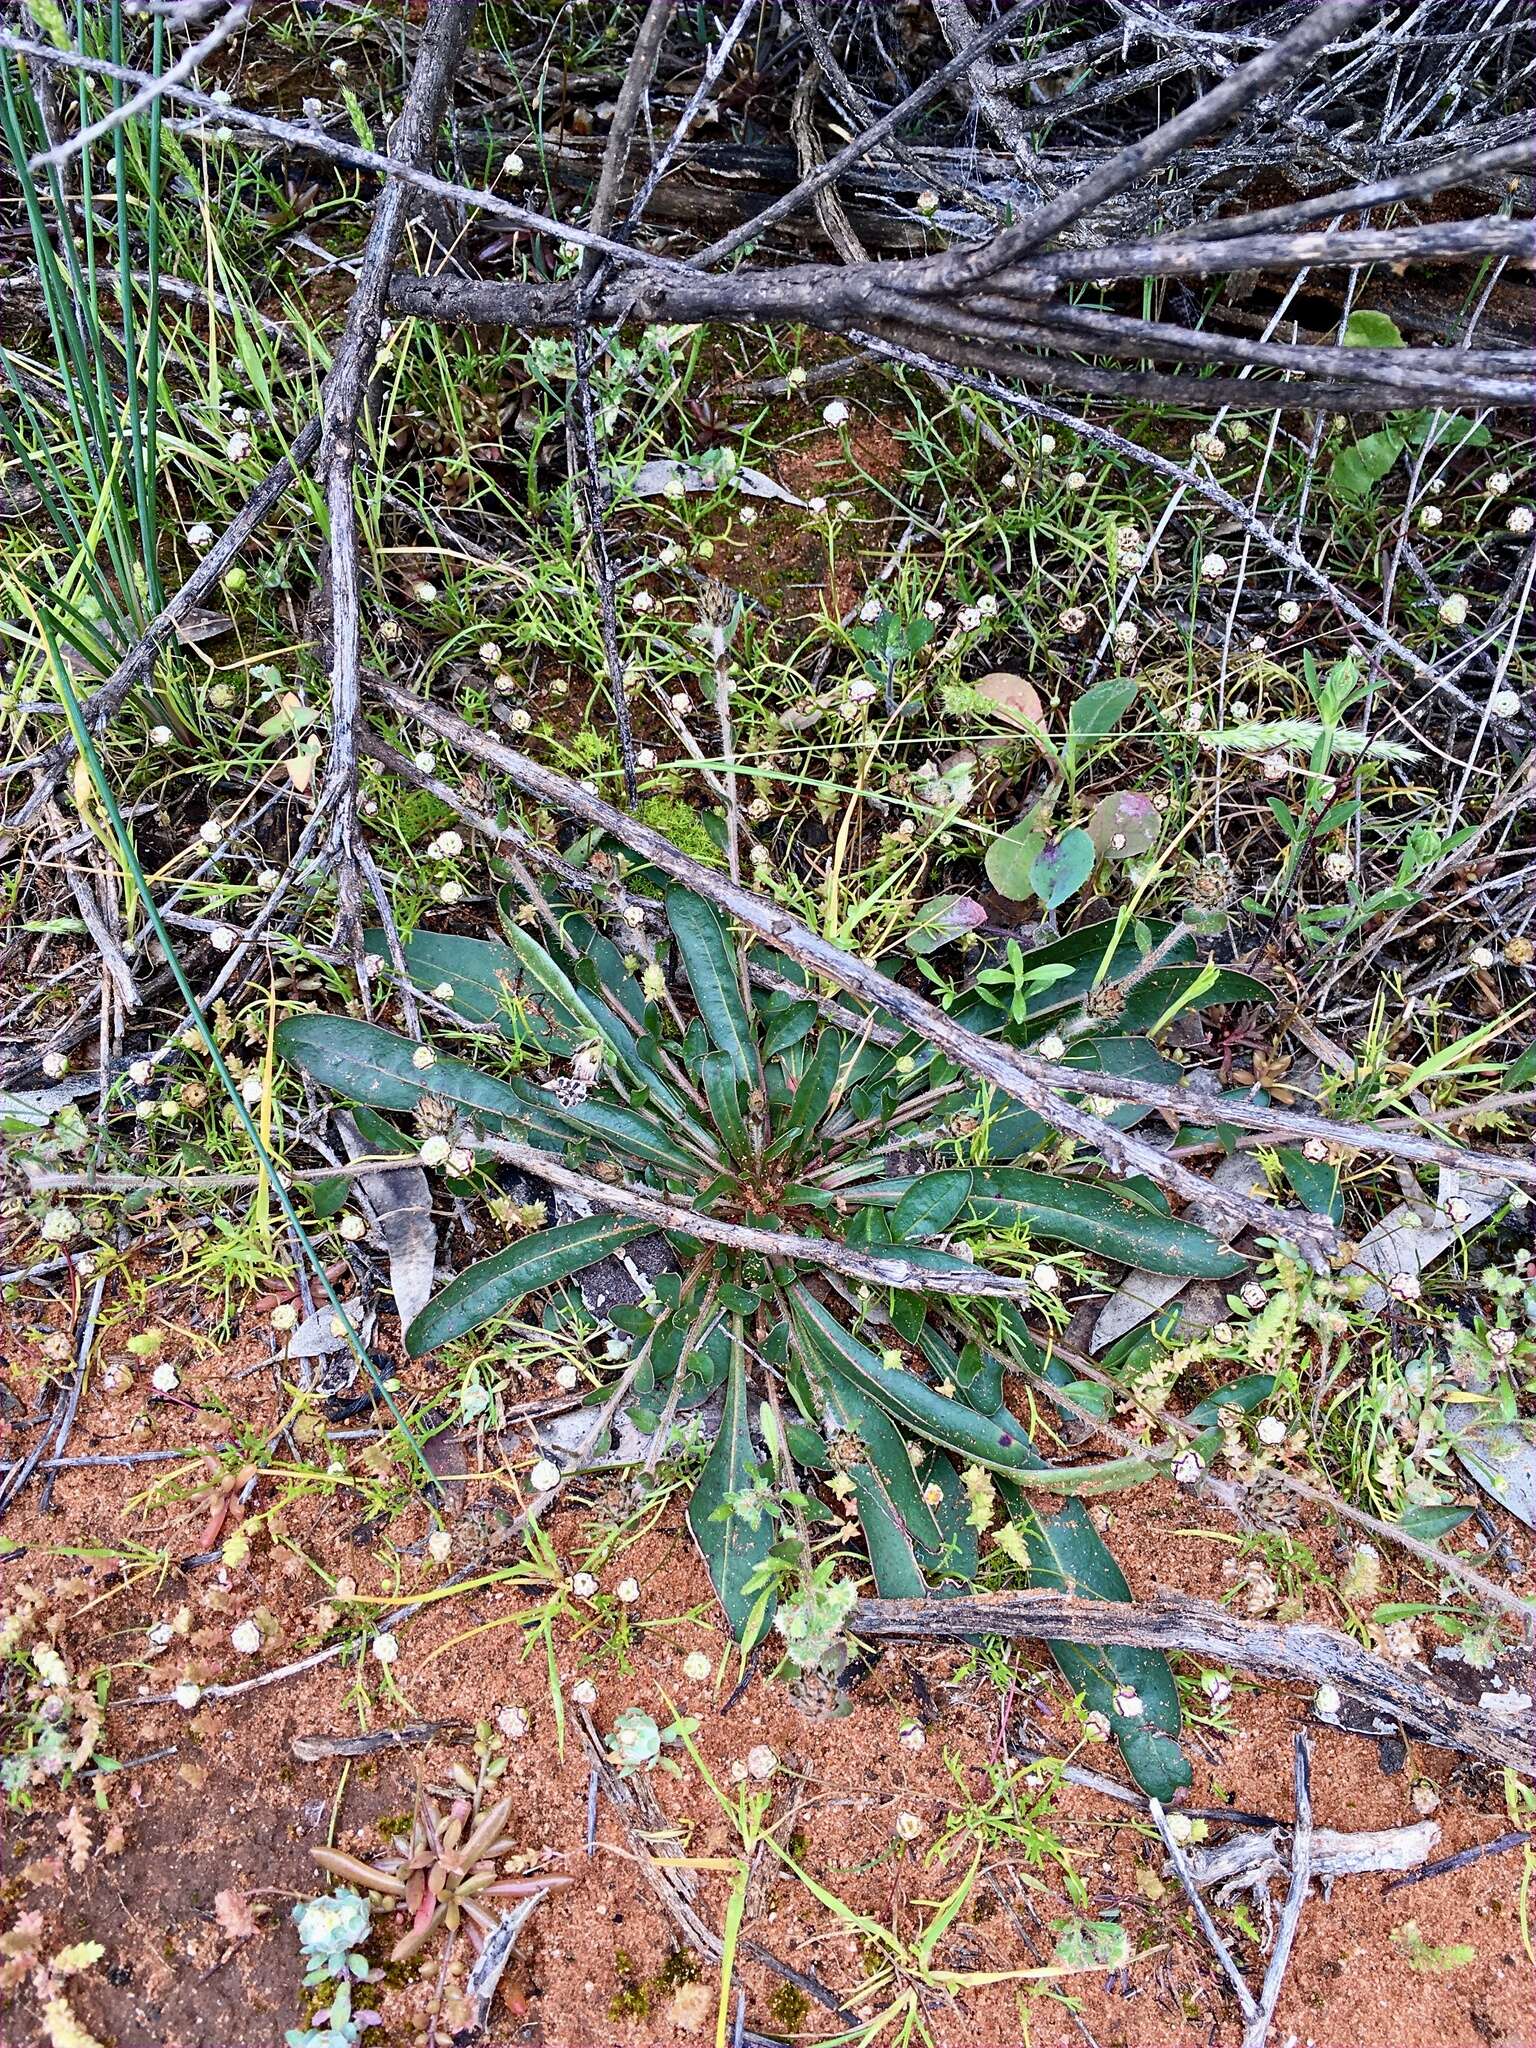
[848,1591,1534,1775]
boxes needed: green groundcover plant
[279,875,1270,1799]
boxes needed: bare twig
[1149,1796,1258,2023]
[848,1592,1534,1774]
[1242,1733,1313,2048]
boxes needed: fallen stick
[1189,1818,1440,1896]
[1242,1732,1312,2048]
[847,1592,1534,1775]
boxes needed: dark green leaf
[984,822,1045,901]
[967,1168,1244,1277]
[890,1171,973,1242]
[666,889,756,1086]
[277,1015,561,1144]
[363,928,582,1050]
[701,1050,752,1162]
[768,1028,843,1160]
[1030,829,1096,912]
[404,1217,650,1356]
[1277,1146,1343,1225]
[687,1339,775,1640]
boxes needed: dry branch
[848,1591,1534,1775]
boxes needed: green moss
[768,1981,810,2031]
[654,1946,702,1992]
[639,796,722,866]
[609,1947,650,2021]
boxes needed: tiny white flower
[411,1045,436,1071]
[859,597,882,623]
[1470,944,1496,969]
[530,1458,561,1493]
[226,431,253,463]
[149,723,173,747]
[501,151,524,177]
[1112,617,1138,649]
[976,593,998,618]
[435,831,464,859]
[151,1363,179,1393]
[631,588,654,614]
[1037,1033,1066,1061]
[1064,470,1087,492]
[894,1811,925,1841]
[898,1720,926,1753]
[230,1621,262,1655]
[509,707,533,733]
[785,366,808,392]
[209,926,236,953]
[822,400,850,427]
[371,1632,398,1665]
[1314,1682,1341,1719]
[1438,592,1468,627]
[479,641,502,665]
[1038,433,1057,455]
[40,1206,79,1243]
[1276,598,1301,625]
[1032,1263,1060,1293]
[1192,432,1226,462]
[1082,1709,1111,1742]
[915,189,940,216]
[615,1577,641,1605]
[427,1529,452,1564]
[1172,1448,1205,1487]
[636,746,656,768]
[199,817,223,845]
[270,1302,298,1332]
[1418,504,1443,530]
[1201,1671,1232,1707]
[571,1572,599,1600]
[670,691,692,714]
[569,1677,598,1707]
[497,1704,529,1737]
[1240,1281,1267,1311]
[1491,689,1522,719]
[174,1681,202,1710]
[1112,1685,1144,1718]
[1303,1137,1329,1163]
[41,1050,69,1079]
[554,1364,580,1391]
[682,1651,712,1682]
[447,1145,474,1174]
[1256,1415,1286,1446]
[1506,506,1533,535]
[1445,1195,1473,1225]
[1000,470,1017,489]
[1200,554,1228,583]
[1166,1812,1194,1844]
[1060,606,1087,632]
[418,1135,451,1168]
[1386,1270,1421,1303]
[957,605,982,632]
[746,1744,777,1779]
[1322,849,1354,884]
[256,867,280,890]
[807,495,827,514]
[187,521,215,550]
[923,598,944,621]
[1487,471,1511,495]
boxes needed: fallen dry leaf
[214,1889,262,1941]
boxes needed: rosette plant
[278,877,1266,1800]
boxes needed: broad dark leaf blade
[967,1168,1243,1277]
[665,888,757,1086]
[807,1348,943,1554]
[1277,1146,1343,1225]
[890,1170,973,1242]
[405,1217,650,1356]
[767,1027,843,1160]
[277,1016,562,1144]
[793,1291,1041,1479]
[686,1337,774,1640]
[510,1080,707,1177]
[701,1050,752,1163]
[849,1470,928,1598]
[362,928,583,1051]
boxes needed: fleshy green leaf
[1342,309,1404,348]
[686,1337,774,1639]
[984,822,1045,901]
[966,1168,1244,1277]
[362,928,582,1050]
[404,1217,650,1355]
[666,888,757,1086]
[277,1015,560,1142]
[890,1171,973,1242]
[1277,1146,1343,1225]
[1030,828,1096,912]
